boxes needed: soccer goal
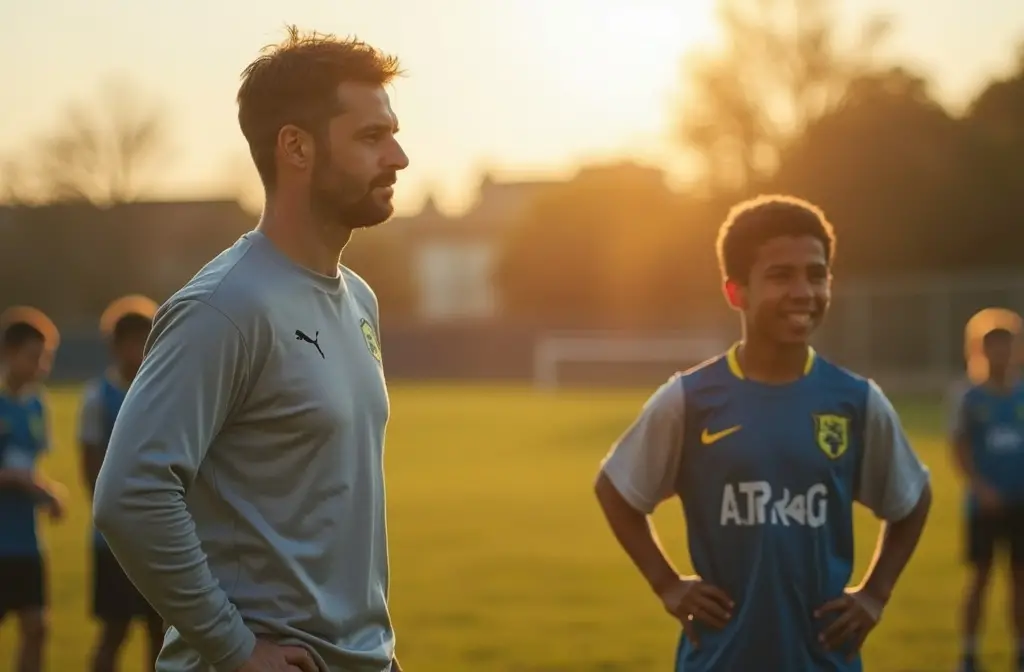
[532,332,729,390]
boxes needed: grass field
[0,385,1014,671]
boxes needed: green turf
[0,386,1012,671]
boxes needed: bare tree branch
[677,0,892,190]
[17,77,172,205]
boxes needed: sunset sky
[1,0,1021,215]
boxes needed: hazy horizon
[2,0,1021,216]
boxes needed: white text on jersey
[720,481,828,527]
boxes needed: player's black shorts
[93,547,158,623]
[0,555,46,617]
[966,505,1024,565]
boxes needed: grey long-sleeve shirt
[93,231,393,672]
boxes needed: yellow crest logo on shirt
[360,318,382,363]
[813,414,850,460]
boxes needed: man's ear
[277,124,315,172]
[723,279,747,311]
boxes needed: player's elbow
[910,480,932,519]
[594,471,646,519]
[594,471,616,506]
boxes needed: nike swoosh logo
[701,425,741,445]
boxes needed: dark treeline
[484,2,1024,332]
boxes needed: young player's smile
[779,303,825,338]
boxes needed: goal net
[533,332,729,390]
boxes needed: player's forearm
[595,473,678,593]
[0,469,37,491]
[0,469,56,504]
[861,482,932,603]
[93,453,255,672]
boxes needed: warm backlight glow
[537,1,717,147]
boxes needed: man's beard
[310,157,396,230]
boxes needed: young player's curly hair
[716,195,837,284]
[237,25,402,189]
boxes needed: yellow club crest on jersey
[360,318,382,363]
[814,414,850,460]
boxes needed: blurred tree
[967,43,1024,148]
[0,159,33,205]
[6,77,171,205]
[770,67,1007,273]
[678,0,891,191]
[496,163,689,330]
[963,43,1024,244]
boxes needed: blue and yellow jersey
[952,381,1024,508]
[601,345,930,672]
[79,372,129,549]
[0,385,50,558]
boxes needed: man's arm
[854,380,932,604]
[93,299,256,672]
[594,376,685,594]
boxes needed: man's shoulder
[678,351,730,389]
[810,355,874,408]
[813,355,870,388]
[162,234,279,330]
[340,265,378,312]
[168,234,257,307]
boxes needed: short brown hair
[237,25,402,188]
[716,195,836,283]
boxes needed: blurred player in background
[595,195,932,671]
[0,307,66,672]
[93,26,409,672]
[79,295,163,672]
[952,308,1024,672]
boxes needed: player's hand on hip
[657,576,734,647]
[236,639,318,672]
[815,587,885,660]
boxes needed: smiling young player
[595,195,932,671]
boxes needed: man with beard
[594,195,932,671]
[93,26,409,672]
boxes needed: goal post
[533,332,729,390]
